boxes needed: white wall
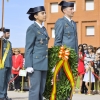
[51,3,58,13]
[86,0,94,10]
[86,26,95,35]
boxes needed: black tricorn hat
[59,1,74,7]
[27,6,45,21]
[4,29,10,32]
[0,28,10,32]
[27,6,45,14]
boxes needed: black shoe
[7,98,12,100]
[0,98,4,100]
[84,90,87,94]
[5,97,12,100]
[85,91,87,95]
[0,98,6,100]
[66,97,70,100]
[81,91,84,94]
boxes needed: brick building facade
[44,0,100,48]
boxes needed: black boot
[5,97,12,100]
[0,98,5,100]
[66,97,70,100]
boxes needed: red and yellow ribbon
[50,46,75,100]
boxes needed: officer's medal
[65,23,68,27]
[37,31,41,34]
[40,38,43,44]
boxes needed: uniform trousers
[28,70,47,100]
[0,67,11,98]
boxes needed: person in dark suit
[25,6,49,100]
[0,28,12,100]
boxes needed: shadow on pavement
[12,97,28,99]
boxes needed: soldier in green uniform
[54,0,78,76]
[25,6,49,100]
[0,28,12,100]
[54,1,78,54]
[54,1,78,99]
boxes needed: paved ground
[73,94,100,100]
[8,91,28,100]
[8,91,100,100]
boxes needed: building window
[51,28,55,38]
[86,26,94,35]
[51,3,58,13]
[86,0,94,11]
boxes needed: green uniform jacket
[54,16,78,54]
[25,22,49,71]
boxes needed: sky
[0,0,44,48]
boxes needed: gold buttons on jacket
[46,50,48,52]
[46,55,48,58]
[46,44,48,46]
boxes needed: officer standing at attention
[0,28,12,100]
[25,6,49,100]
[54,0,78,54]
[54,1,78,78]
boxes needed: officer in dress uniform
[54,1,78,54]
[25,6,49,100]
[0,28,12,100]
[54,0,78,86]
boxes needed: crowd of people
[10,44,100,95]
[7,44,100,97]
[77,43,100,95]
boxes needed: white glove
[0,31,3,38]
[26,67,34,73]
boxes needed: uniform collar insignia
[65,23,68,27]
[40,38,43,44]
[37,31,41,34]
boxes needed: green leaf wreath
[43,46,78,100]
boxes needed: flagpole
[0,0,4,62]
[1,0,4,30]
